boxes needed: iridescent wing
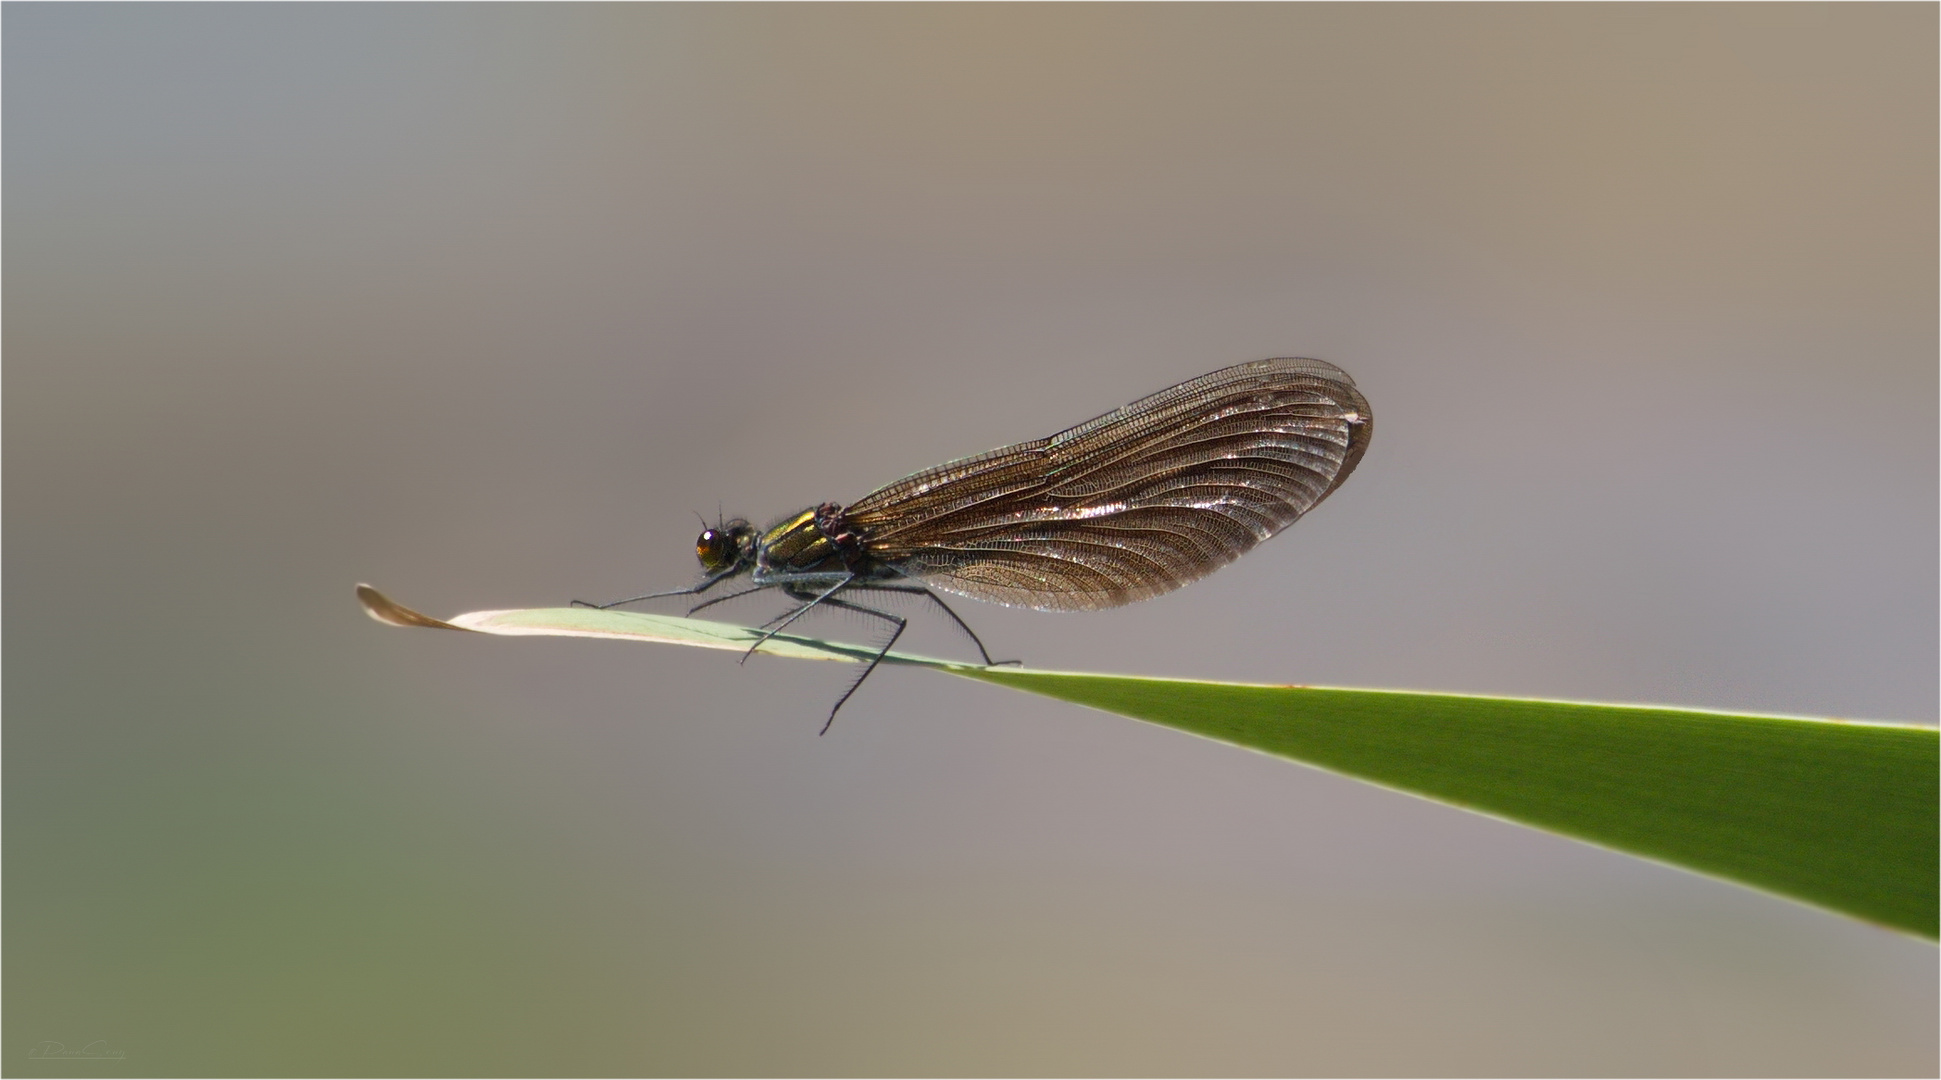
[846,358,1371,611]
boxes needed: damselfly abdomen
[585,358,1371,731]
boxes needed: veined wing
[845,358,1371,611]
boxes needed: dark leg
[753,605,808,630]
[809,596,909,735]
[846,584,1019,667]
[738,576,854,663]
[572,569,737,610]
[685,583,777,616]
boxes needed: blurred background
[6,5,1935,1075]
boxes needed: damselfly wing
[584,358,1371,730]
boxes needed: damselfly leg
[809,595,909,735]
[726,581,1014,668]
[571,569,738,610]
[739,576,854,662]
[845,583,1018,667]
[684,582,777,616]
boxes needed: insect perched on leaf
[582,358,1371,732]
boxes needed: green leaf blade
[357,586,1939,938]
[956,669,1939,938]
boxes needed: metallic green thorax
[756,509,837,573]
[751,502,887,585]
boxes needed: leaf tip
[356,584,464,630]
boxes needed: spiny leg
[572,569,738,610]
[744,584,888,632]
[686,582,777,616]
[738,576,853,664]
[847,584,1019,667]
[809,596,908,735]
[753,605,808,631]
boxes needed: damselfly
[583,358,1371,731]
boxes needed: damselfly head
[695,519,756,574]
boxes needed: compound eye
[696,529,732,572]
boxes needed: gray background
[7,4,1935,1075]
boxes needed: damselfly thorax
[751,505,897,584]
[579,358,1372,732]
